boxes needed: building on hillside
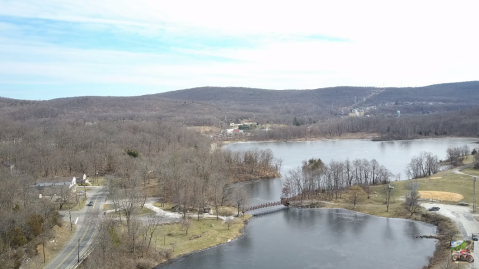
[34,176,78,194]
[240,120,257,126]
[348,109,364,117]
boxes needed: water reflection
[158,209,436,269]
[157,139,476,269]
[224,138,477,181]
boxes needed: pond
[158,138,477,269]
[159,209,436,269]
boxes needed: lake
[226,137,478,205]
[225,137,478,181]
[157,138,477,269]
[159,209,436,269]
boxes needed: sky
[0,1,478,100]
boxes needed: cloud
[0,0,478,99]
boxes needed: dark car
[428,207,440,211]
[472,234,478,241]
[87,201,94,206]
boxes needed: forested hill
[155,82,479,105]
[154,86,376,107]
[154,86,377,112]
[0,81,478,125]
[154,81,479,117]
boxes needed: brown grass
[419,191,464,202]
[25,224,77,269]
[155,215,251,261]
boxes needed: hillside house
[34,176,78,194]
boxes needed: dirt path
[451,163,475,176]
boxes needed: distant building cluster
[348,109,365,117]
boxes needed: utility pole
[473,177,477,213]
[69,205,72,231]
[78,238,80,262]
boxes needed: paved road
[44,187,108,269]
[422,202,479,268]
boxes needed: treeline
[0,167,62,269]
[405,152,440,179]
[446,145,472,167]
[0,118,279,182]
[248,108,479,141]
[281,158,393,203]
[2,82,479,129]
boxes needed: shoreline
[156,215,252,268]
[217,133,479,146]
[287,198,459,269]
[159,217,251,266]
[217,132,379,146]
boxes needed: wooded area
[281,158,394,203]
[0,117,279,268]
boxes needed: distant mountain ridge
[0,81,478,124]
[154,82,479,104]
[152,81,479,116]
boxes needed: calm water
[158,138,476,269]
[228,137,478,205]
[224,137,478,180]
[159,209,436,269]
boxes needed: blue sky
[0,1,478,100]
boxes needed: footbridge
[245,201,289,217]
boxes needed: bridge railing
[245,201,283,212]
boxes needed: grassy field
[463,168,479,177]
[392,168,476,204]
[154,216,251,260]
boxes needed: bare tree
[144,213,164,252]
[181,217,192,235]
[232,187,248,217]
[210,173,228,220]
[406,152,439,179]
[405,181,422,216]
[57,184,71,210]
[348,185,366,209]
[224,217,236,230]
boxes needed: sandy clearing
[419,191,464,202]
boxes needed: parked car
[472,234,478,241]
[87,201,94,206]
[428,207,440,211]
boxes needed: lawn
[310,164,479,218]
[392,169,476,204]
[153,216,251,260]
